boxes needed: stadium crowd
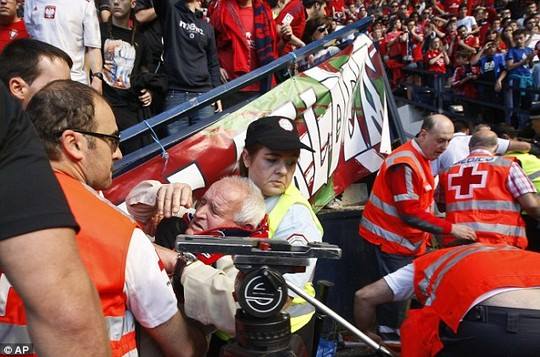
[2,0,540,356]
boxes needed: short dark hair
[26,80,99,160]
[0,39,73,87]
[453,119,471,133]
[513,29,527,38]
[303,0,326,9]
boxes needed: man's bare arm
[0,228,110,357]
[507,140,531,153]
[86,47,103,94]
[144,311,208,357]
[518,193,540,220]
[135,8,157,23]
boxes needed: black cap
[245,116,315,152]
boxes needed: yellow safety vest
[506,152,540,192]
[268,184,324,332]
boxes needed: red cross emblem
[448,164,488,199]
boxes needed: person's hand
[280,24,293,41]
[495,80,503,92]
[214,100,223,112]
[139,89,152,107]
[451,224,477,241]
[156,183,193,218]
[220,67,229,83]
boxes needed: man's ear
[59,130,85,161]
[8,77,29,103]
[241,149,251,168]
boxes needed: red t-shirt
[0,20,29,53]
[275,0,306,54]
[426,49,447,74]
[444,0,463,15]
[237,6,260,91]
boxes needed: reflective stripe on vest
[419,245,517,306]
[369,193,399,217]
[361,216,424,251]
[107,315,135,342]
[446,200,521,212]
[387,150,429,183]
[460,222,526,238]
[0,324,31,344]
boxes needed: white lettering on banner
[167,163,206,190]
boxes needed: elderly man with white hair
[126,175,267,335]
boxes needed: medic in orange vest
[360,115,475,257]
[354,243,540,357]
[438,129,540,248]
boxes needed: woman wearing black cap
[240,116,323,351]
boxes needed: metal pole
[286,282,394,357]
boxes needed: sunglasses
[317,25,328,32]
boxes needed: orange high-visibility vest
[439,153,527,248]
[401,244,540,357]
[359,140,434,256]
[0,172,137,356]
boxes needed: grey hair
[220,176,266,227]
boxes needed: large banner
[105,34,391,211]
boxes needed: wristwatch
[92,72,104,81]
[172,252,197,303]
[175,252,198,277]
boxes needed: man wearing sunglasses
[11,79,207,356]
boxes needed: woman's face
[243,147,299,197]
[313,23,328,41]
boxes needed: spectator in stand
[444,0,462,16]
[155,0,221,134]
[0,0,28,52]
[100,0,162,153]
[274,0,306,55]
[298,16,338,70]
[303,0,327,20]
[25,79,208,356]
[425,37,450,82]
[0,39,72,108]
[24,0,103,93]
[483,29,506,53]
[454,24,480,57]
[403,17,424,99]
[501,24,514,50]
[471,40,506,100]
[134,0,163,74]
[357,4,368,20]
[456,3,478,34]
[524,15,540,46]
[384,17,407,86]
[505,29,535,128]
[450,50,480,118]
[517,1,537,28]
[209,0,278,108]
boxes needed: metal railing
[114,17,391,175]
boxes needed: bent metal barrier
[104,18,406,211]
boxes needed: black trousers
[438,305,540,357]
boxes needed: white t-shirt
[383,263,540,320]
[125,228,178,328]
[24,0,101,84]
[265,195,323,295]
[431,133,510,175]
